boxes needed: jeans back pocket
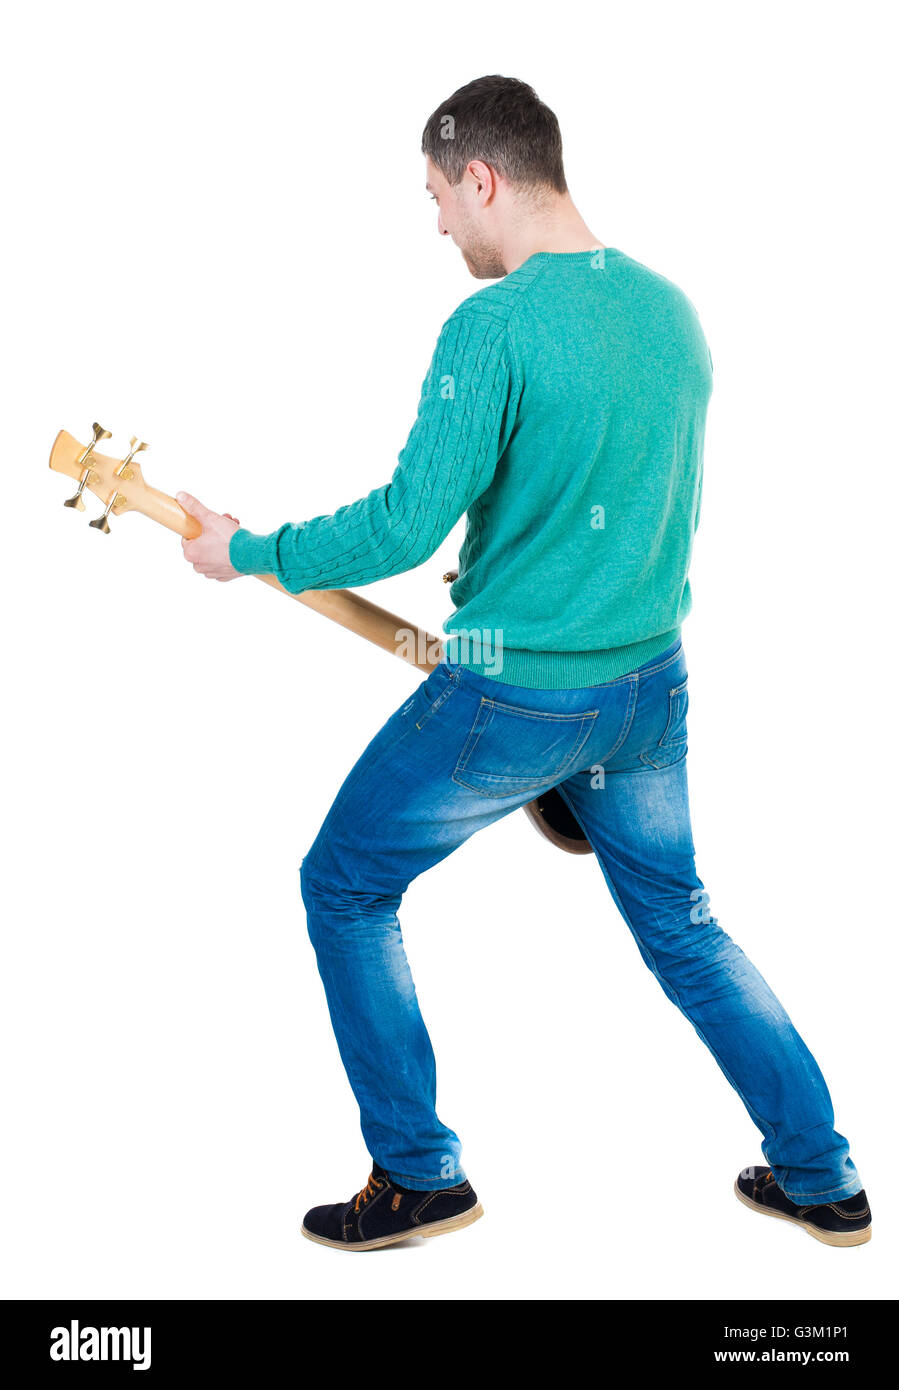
[452,698,598,798]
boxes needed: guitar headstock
[49,425,201,539]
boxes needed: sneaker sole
[733,1182,871,1247]
[301,1201,485,1251]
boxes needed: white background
[2,0,896,1301]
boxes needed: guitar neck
[49,430,444,676]
[254,576,442,676]
[49,426,592,856]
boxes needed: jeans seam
[597,676,639,764]
[415,675,459,730]
[477,700,600,722]
[639,745,688,771]
[453,696,491,773]
[659,683,688,745]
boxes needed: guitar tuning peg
[88,433,148,534]
[64,421,112,510]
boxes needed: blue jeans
[300,639,861,1202]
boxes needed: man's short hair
[422,75,567,195]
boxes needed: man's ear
[466,160,498,206]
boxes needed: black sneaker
[301,1162,484,1251]
[735,1166,872,1246]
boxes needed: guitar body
[525,788,591,853]
[49,427,592,855]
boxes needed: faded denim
[300,639,861,1202]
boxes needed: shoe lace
[353,1171,384,1214]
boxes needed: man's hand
[177,492,243,582]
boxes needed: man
[178,76,870,1251]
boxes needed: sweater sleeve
[229,310,518,594]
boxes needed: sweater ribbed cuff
[229,527,281,577]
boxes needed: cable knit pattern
[230,249,714,689]
[230,308,518,594]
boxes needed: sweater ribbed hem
[442,626,682,689]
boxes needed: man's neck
[500,197,604,274]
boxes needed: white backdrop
[2,0,896,1301]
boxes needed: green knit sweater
[230,248,713,688]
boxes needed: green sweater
[230,248,713,689]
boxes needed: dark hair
[421,75,567,194]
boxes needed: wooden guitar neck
[49,426,591,855]
[49,429,442,677]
